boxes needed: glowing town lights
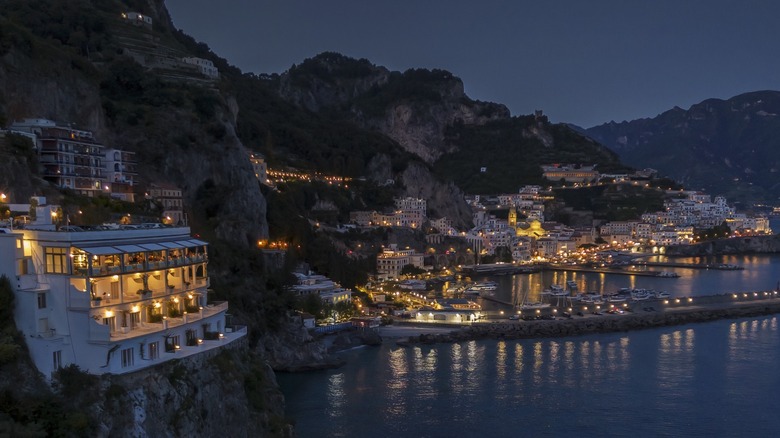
[154,302,162,308]
[131,305,140,313]
[664,300,670,304]
[688,298,693,303]
[173,297,179,303]
[675,299,681,303]
[104,310,114,318]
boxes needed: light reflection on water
[281,315,780,437]
[475,254,780,310]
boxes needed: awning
[175,240,204,248]
[158,242,183,249]
[137,243,167,251]
[75,246,121,255]
[187,238,209,246]
[114,244,145,253]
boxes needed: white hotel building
[0,226,244,377]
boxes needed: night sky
[166,0,780,127]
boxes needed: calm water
[474,254,780,309]
[280,254,780,437]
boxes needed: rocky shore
[394,299,780,346]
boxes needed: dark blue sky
[167,0,780,127]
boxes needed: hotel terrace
[0,225,245,377]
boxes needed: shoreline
[389,298,780,346]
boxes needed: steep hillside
[585,91,780,204]
[279,53,510,163]
[0,0,289,435]
[278,53,629,195]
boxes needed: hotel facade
[0,226,243,377]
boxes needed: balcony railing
[105,301,228,341]
[74,257,208,277]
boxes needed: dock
[544,264,670,277]
[634,261,743,270]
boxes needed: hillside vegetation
[585,90,780,205]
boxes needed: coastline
[390,297,780,346]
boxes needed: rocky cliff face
[362,96,508,163]
[94,342,290,438]
[279,53,391,113]
[279,56,509,164]
[366,153,473,228]
[399,161,474,229]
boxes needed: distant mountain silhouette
[585,91,780,205]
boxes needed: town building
[0,226,243,377]
[147,183,185,225]
[290,272,351,305]
[249,153,268,185]
[376,245,425,281]
[9,119,135,200]
[104,148,138,202]
[181,57,219,79]
[394,197,427,215]
[541,164,599,183]
[121,11,153,29]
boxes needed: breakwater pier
[393,291,780,345]
[544,264,668,277]
[634,261,743,270]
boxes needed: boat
[607,295,627,303]
[656,271,680,278]
[477,281,498,291]
[464,287,482,295]
[399,279,427,291]
[630,289,653,301]
[549,285,568,296]
[566,280,578,290]
[654,290,671,299]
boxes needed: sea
[279,252,780,437]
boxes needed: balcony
[106,301,228,341]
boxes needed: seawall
[396,298,780,345]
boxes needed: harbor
[393,290,780,345]
[543,263,677,277]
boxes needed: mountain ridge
[585,90,780,204]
